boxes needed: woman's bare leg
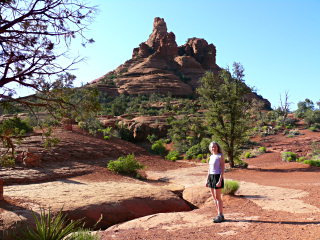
[214,188,223,215]
[212,188,223,216]
[210,188,219,214]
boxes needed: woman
[206,141,225,223]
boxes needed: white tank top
[209,154,222,174]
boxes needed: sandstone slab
[1,179,191,230]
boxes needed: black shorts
[207,174,224,189]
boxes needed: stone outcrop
[90,17,220,97]
[2,180,191,230]
[91,17,271,109]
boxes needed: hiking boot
[213,215,224,223]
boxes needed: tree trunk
[0,179,3,200]
[228,152,234,168]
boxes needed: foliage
[0,116,33,160]
[281,152,297,162]
[295,98,314,118]
[42,127,60,149]
[222,180,240,195]
[68,230,100,240]
[0,155,15,168]
[151,140,166,156]
[0,117,33,135]
[114,123,135,142]
[78,116,103,136]
[258,146,267,153]
[167,116,208,154]
[107,154,144,175]
[0,0,96,106]
[304,110,320,127]
[98,127,113,140]
[165,150,180,161]
[20,208,83,240]
[286,129,301,138]
[234,159,248,168]
[311,141,320,155]
[197,62,252,167]
[244,152,251,158]
[303,159,320,167]
[147,134,158,144]
[185,144,202,159]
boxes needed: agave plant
[21,208,82,240]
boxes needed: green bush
[0,116,33,136]
[115,124,135,142]
[281,152,297,162]
[165,150,180,161]
[309,126,317,132]
[98,127,112,140]
[258,147,266,153]
[185,144,201,159]
[222,180,240,195]
[196,153,204,160]
[303,159,320,167]
[244,152,251,158]
[0,155,15,168]
[151,140,166,156]
[107,154,144,175]
[201,158,207,163]
[147,134,158,144]
[235,159,248,168]
[297,156,307,162]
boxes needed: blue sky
[65,0,320,110]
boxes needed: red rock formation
[91,17,271,109]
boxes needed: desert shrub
[201,158,208,163]
[0,155,15,168]
[147,134,158,144]
[199,138,211,153]
[304,110,320,127]
[222,180,240,195]
[115,124,135,142]
[78,117,103,136]
[20,208,82,240]
[151,140,166,156]
[244,152,251,158]
[297,156,307,162]
[258,146,267,153]
[308,126,318,132]
[311,141,320,155]
[107,154,144,175]
[235,159,248,168]
[0,116,33,136]
[185,144,202,159]
[165,150,180,161]
[303,160,320,167]
[196,153,204,160]
[286,129,301,138]
[281,152,297,162]
[98,127,112,140]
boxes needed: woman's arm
[216,155,225,187]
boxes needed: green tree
[197,63,252,167]
[0,0,96,107]
[295,98,314,118]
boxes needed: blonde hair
[209,141,222,154]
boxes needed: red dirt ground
[1,125,320,239]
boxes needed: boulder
[3,180,191,229]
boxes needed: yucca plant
[21,208,82,240]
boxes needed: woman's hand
[216,181,222,188]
